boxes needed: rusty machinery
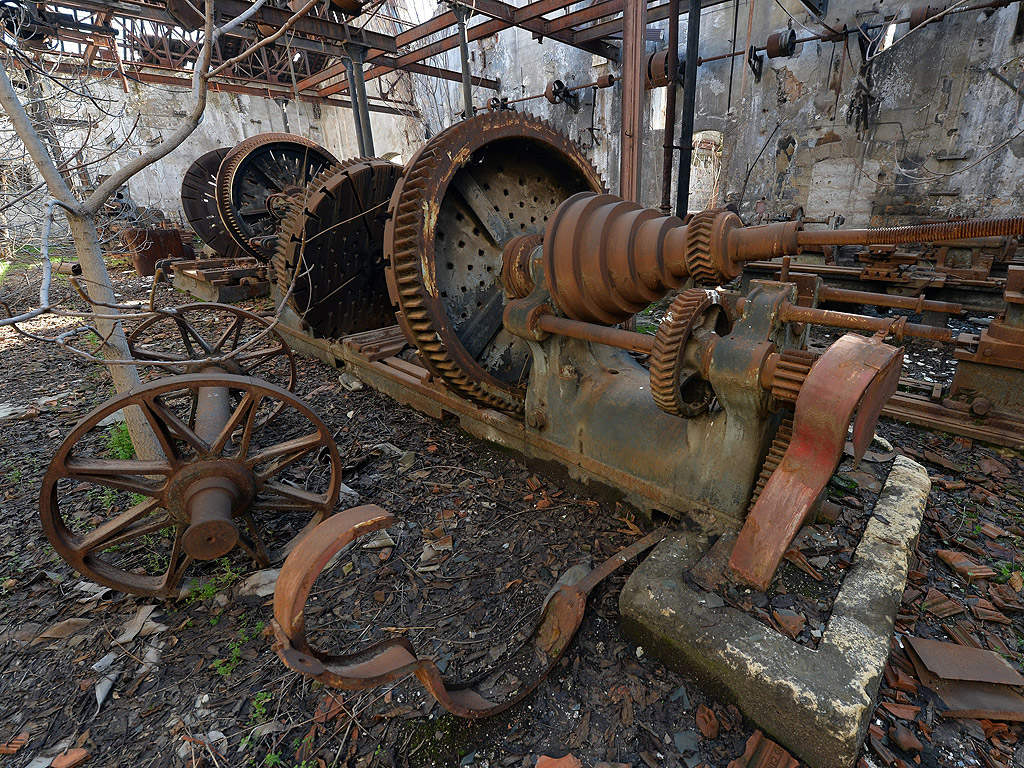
[39,303,342,598]
[268,113,1024,708]
[180,134,339,262]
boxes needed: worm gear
[649,289,731,417]
[385,112,604,414]
[274,158,401,339]
[215,133,338,261]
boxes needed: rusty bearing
[649,289,731,417]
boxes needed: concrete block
[620,456,930,768]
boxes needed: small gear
[684,211,719,285]
[273,158,400,339]
[769,349,816,405]
[649,288,731,417]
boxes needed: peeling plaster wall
[61,77,422,219]
[690,2,1024,225]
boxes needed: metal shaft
[349,49,375,156]
[779,304,954,343]
[536,314,655,354]
[182,367,240,560]
[797,216,1024,248]
[343,57,367,157]
[818,286,962,315]
[659,0,679,214]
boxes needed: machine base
[171,258,270,303]
[337,327,727,530]
[619,456,929,768]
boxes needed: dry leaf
[33,618,91,644]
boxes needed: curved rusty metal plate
[271,505,664,718]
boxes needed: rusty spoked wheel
[274,158,401,339]
[127,303,296,401]
[216,133,338,261]
[40,374,341,598]
[385,112,604,414]
[180,147,239,256]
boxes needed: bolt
[527,409,547,430]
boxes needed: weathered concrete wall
[690,3,1024,225]
[401,1,1023,225]
[61,77,423,218]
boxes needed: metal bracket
[747,45,764,83]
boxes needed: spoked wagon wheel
[40,374,341,598]
[128,303,296,391]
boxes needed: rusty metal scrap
[41,304,340,598]
[272,505,665,717]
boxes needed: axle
[181,365,241,560]
[543,192,1024,325]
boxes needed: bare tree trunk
[65,211,162,460]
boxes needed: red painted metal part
[271,505,665,718]
[727,333,903,591]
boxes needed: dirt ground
[1,261,1023,768]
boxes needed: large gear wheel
[180,147,239,257]
[274,158,401,339]
[216,133,338,261]
[385,112,604,414]
[649,288,731,417]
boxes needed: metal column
[343,56,367,156]
[453,3,475,119]
[659,0,680,213]
[349,48,375,156]
[675,0,701,217]
[619,0,646,201]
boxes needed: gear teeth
[684,211,722,285]
[384,112,603,415]
[649,289,727,417]
[216,133,339,262]
[770,349,815,405]
[750,414,794,507]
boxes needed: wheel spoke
[212,314,245,354]
[148,394,208,453]
[235,392,262,460]
[236,512,271,567]
[137,399,181,463]
[210,391,257,455]
[74,498,166,554]
[234,345,283,366]
[63,458,170,496]
[130,345,190,365]
[252,481,327,512]
[247,432,325,480]
[160,524,194,594]
[175,316,213,359]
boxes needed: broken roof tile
[936,550,996,583]
[726,731,798,768]
[923,588,965,618]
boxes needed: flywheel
[385,112,604,413]
[216,133,339,261]
[180,147,240,257]
[274,158,401,338]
